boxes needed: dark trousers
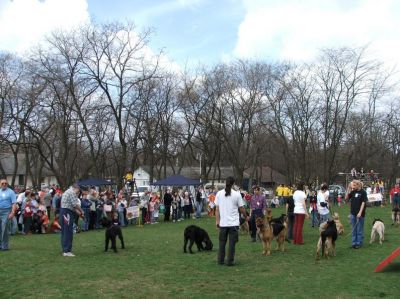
[141,208,147,224]
[184,205,190,219]
[286,212,294,240]
[218,226,239,265]
[60,208,75,253]
[293,213,305,244]
[164,205,171,221]
[46,206,51,219]
[23,217,32,234]
[250,209,264,239]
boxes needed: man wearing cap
[0,179,17,250]
[60,184,84,257]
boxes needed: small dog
[183,225,213,254]
[316,220,337,259]
[370,218,385,245]
[101,217,125,253]
[256,215,287,256]
[392,208,400,225]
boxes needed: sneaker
[62,252,75,257]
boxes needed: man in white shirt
[215,177,248,266]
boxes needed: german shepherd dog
[101,217,125,253]
[316,220,337,259]
[183,225,213,254]
[256,214,287,256]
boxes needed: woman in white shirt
[317,184,330,223]
[292,182,309,245]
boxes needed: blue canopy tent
[152,175,201,186]
[77,177,114,187]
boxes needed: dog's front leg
[119,231,125,249]
[112,237,117,253]
[189,239,195,254]
[105,236,109,252]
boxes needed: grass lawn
[1,205,399,299]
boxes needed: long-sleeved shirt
[250,194,266,211]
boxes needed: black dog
[321,219,338,257]
[101,217,125,253]
[183,225,213,254]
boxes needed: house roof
[244,166,287,184]
[0,153,53,176]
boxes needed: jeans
[9,216,17,235]
[96,209,103,228]
[0,208,11,250]
[350,214,365,246]
[184,205,190,219]
[82,208,90,231]
[320,213,330,224]
[172,208,178,221]
[23,217,32,234]
[60,208,75,253]
[195,201,203,218]
[218,226,239,265]
[178,207,183,219]
[118,211,126,226]
[250,209,264,239]
[311,211,319,227]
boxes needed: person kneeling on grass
[51,214,61,233]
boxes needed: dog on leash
[370,218,385,245]
[333,213,344,235]
[101,217,125,253]
[256,214,287,256]
[316,220,338,260]
[183,225,213,254]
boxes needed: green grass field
[1,205,399,299]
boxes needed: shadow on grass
[378,262,400,273]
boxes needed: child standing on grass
[23,198,33,235]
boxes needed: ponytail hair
[225,176,235,196]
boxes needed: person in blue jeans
[80,195,91,231]
[347,180,367,249]
[60,185,84,257]
[0,179,17,251]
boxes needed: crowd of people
[0,176,399,260]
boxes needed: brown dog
[316,220,337,260]
[333,213,344,235]
[256,215,287,256]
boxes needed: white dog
[370,219,385,245]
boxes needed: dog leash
[345,218,359,238]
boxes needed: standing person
[249,186,266,242]
[215,177,248,266]
[171,191,179,222]
[285,194,295,241]
[0,179,17,250]
[80,194,91,231]
[292,182,309,245]
[309,190,318,227]
[317,184,330,223]
[163,189,173,222]
[183,191,191,219]
[389,182,400,225]
[195,186,204,219]
[275,184,284,206]
[348,180,367,249]
[44,190,53,220]
[117,196,127,227]
[140,192,149,225]
[60,184,84,257]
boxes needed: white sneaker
[63,252,75,257]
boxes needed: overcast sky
[1,0,400,69]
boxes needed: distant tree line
[1,22,399,188]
